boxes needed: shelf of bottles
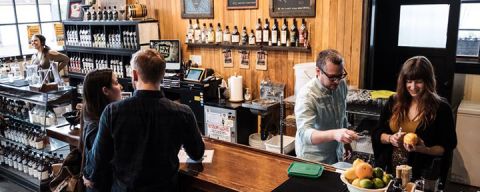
[68,52,131,80]
[185,18,311,53]
[64,24,139,55]
[0,139,65,190]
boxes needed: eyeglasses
[318,67,348,82]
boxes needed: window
[457,1,480,57]
[0,0,65,58]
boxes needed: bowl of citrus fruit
[340,159,394,192]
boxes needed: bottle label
[249,37,255,45]
[223,34,231,42]
[263,30,269,43]
[215,32,223,43]
[194,30,201,41]
[255,30,262,42]
[232,35,240,43]
[208,32,215,42]
[41,170,49,180]
[281,31,287,44]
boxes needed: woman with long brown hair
[80,69,122,191]
[30,34,69,70]
[372,56,457,186]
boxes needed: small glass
[244,88,252,101]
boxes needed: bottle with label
[240,26,248,45]
[280,18,289,46]
[91,7,96,20]
[113,6,118,20]
[231,26,240,45]
[223,26,231,44]
[215,23,223,44]
[193,19,201,43]
[103,6,108,21]
[97,6,103,21]
[86,8,92,20]
[108,6,113,20]
[299,18,308,47]
[271,19,279,46]
[255,18,262,45]
[200,23,207,43]
[290,18,298,47]
[207,23,215,43]
[248,29,256,45]
[263,19,270,46]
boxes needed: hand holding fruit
[403,133,425,152]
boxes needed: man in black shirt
[87,49,205,191]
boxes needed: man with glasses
[295,49,358,164]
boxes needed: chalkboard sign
[270,0,316,17]
[227,0,257,9]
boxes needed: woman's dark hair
[33,34,50,55]
[82,69,114,121]
[390,56,442,129]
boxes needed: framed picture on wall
[181,0,214,19]
[269,0,316,18]
[227,0,258,9]
[67,0,84,21]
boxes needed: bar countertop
[179,138,339,192]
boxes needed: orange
[355,162,373,179]
[344,168,357,181]
[403,133,418,145]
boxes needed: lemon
[382,173,393,185]
[352,178,361,187]
[344,168,357,181]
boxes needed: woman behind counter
[80,69,123,191]
[371,56,457,187]
[30,34,69,71]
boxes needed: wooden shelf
[186,43,311,53]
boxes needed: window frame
[0,0,64,58]
[456,0,480,74]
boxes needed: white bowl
[340,174,389,192]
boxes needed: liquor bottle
[103,6,108,21]
[92,7,97,21]
[86,8,92,20]
[207,23,215,43]
[263,19,270,46]
[97,6,103,21]
[240,26,248,45]
[248,29,256,45]
[113,6,118,20]
[223,26,231,44]
[187,19,194,43]
[280,18,289,46]
[200,23,207,43]
[231,26,240,45]
[271,19,279,46]
[108,6,113,20]
[215,23,223,43]
[193,19,201,43]
[299,18,308,47]
[290,18,298,47]
[255,18,262,45]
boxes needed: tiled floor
[0,176,30,192]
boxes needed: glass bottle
[248,30,255,45]
[207,23,215,43]
[240,26,248,45]
[255,18,262,45]
[280,18,289,46]
[231,26,240,44]
[290,18,298,47]
[223,26,231,44]
[263,18,270,45]
[215,23,223,44]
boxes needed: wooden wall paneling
[139,0,363,98]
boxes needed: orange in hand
[403,133,418,145]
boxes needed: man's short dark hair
[316,49,344,70]
[130,49,166,84]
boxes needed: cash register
[151,39,221,133]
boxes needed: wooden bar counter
[45,127,341,191]
[179,138,338,192]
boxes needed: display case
[63,20,159,92]
[0,82,74,191]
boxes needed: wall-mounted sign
[270,0,316,18]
